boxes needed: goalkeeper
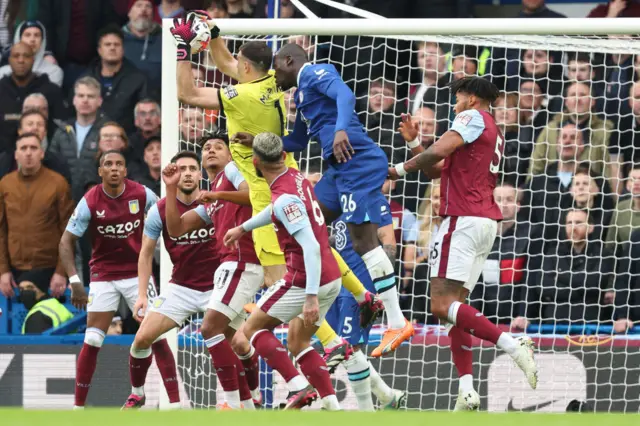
[171,12,382,365]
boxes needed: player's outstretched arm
[390,130,463,179]
[206,30,240,81]
[176,61,221,110]
[163,164,207,237]
[282,113,311,153]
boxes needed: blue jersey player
[326,209,407,410]
[271,42,414,357]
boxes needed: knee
[84,327,106,348]
[200,312,228,340]
[231,330,250,354]
[430,297,454,321]
[243,323,258,343]
[286,337,306,358]
[132,331,154,350]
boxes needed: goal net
[160,17,640,412]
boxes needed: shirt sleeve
[144,187,158,213]
[195,204,212,225]
[273,194,311,236]
[450,109,486,144]
[218,84,243,114]
[66,197,91,237]
[224,162,246,190]
[143,204,162,240]
[306,65,355,133]
[402,210,418,242]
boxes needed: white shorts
[429,216,497,292]
[208,261,264,330]
[148,283,212,325]
[87,277,156,313]
[257,278,341,326]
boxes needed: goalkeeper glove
[170,16,193,61]
[188,10,220,39]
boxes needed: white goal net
[161,17,640,412]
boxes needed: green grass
[1,409,638,426]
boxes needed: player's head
[252,132,286,178]
[98,149,127,189]
[448,76,499,114]
[273,42,308,91]
[493,183,519,221]
[171,151,202,195]
[564,208,593,243]
[237,41,272,81]
[198,131,231,172]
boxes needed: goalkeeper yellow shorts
[233,152,298,267]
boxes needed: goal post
[161,16,640,411]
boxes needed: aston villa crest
[129,199,140,214]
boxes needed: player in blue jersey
[326,206,407,410]
[269,42,414,357]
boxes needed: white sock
[237,346,255,360]
[241,399,255,410]
[344,351,375,411]
[131,386,144,397]
[497,333,518,355]
[322,394,341,411]
[72,405,85,410]
[459,374,474,393]
[287,375,309,392]
[225,390,242,409]
[325,337,343,350]
[368,361,394,404]
[250,388,261,401]
[447,301,461,325]
[362,246,405,329]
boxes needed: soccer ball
[189,18,211,55]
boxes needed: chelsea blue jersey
[295,63,373,160]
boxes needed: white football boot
[453,389,480,411]
[511,336,538,389]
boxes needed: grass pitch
[1,409,638,426]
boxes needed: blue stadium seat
[0,295,7,334]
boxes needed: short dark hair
[566,207,593,225]
[239,41,272,73]
[276,42,308,62]
[171,150,200,164]
[19,110,46,129]
[15,132,41,146]
[97,24,124,45]
[448,76,499,104]
[99,149,126,166]
[564,79,592,96]
[197,131,229,147]
[567,52,591,64]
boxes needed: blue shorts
[325,263,374,346]
[315,147,390,225]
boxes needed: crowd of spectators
[0,0,639,334]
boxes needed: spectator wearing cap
[123,0,162,97]
[84,24,148,133]
[0,111,71,184]
[0,20,63,86]
[131,136,161,196]
[19,274,74,334]
[128,99,160,161]
[0,42,67,154]
[0,132,74,301]
[50,76,109,201]
[37,0,118,92]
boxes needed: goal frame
[160,17,640,409]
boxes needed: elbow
[166,224,183,238]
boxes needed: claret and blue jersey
[282,62,391,226]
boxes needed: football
[189,18,211,55]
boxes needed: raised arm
[163,164,208,237]
[176,61,221,110]
[206,30,240,81]
[392,130,462,179]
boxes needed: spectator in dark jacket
[613,228,640,333]
[0,111,71,185]
[519,209,614,326]
[37,0,119,92]
[128,99,160,161]
[49,76,108,201]
[131,136,160,196]
[122,0,162,97]
[84,25,148,133]
[518,0,566,18]
[0,42,66,154]
[473,183,543,325]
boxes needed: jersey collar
[297,62,311,87]
[102,183,125,199]
[269,168,289,188]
